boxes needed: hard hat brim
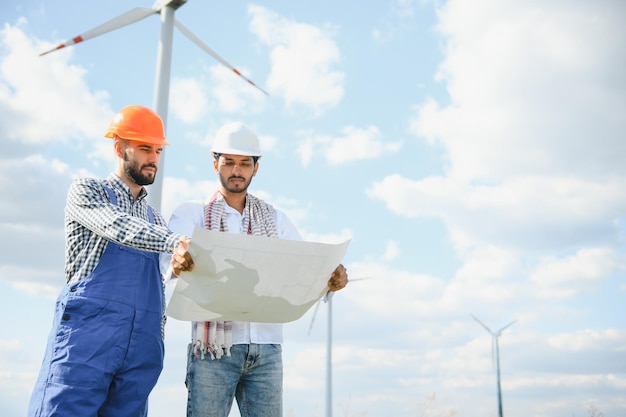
[211,149,261,157]
[105,131,171,146]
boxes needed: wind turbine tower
[308,297,334,417]
[471,315,515,417]
[308,278,367,417]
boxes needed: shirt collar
[107,173,148,202]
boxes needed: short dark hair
[213,153,259,164]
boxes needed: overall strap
[102,183,117,206]
[147,205,154,224]
[102,182,154,224]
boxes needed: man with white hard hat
[166,121,349,417]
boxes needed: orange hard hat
[104,105,170,146]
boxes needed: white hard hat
[211,122,261,157]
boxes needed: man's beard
[219,173,252,194]
[124,153,157,186]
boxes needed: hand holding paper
[171,236,194,276]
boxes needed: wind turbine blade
[491,337,496,370]
[174,19,269,95]
[349,277,372,282]
[39,8,155,56]
[471,314,494,335]
[496,320,516,336]
[307,300,322,336]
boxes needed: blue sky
[1,0,625,416]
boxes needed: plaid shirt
[65,173,182,284]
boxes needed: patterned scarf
[191,190,278,359]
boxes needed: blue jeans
[186,343,283,417]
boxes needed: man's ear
[113,138,124,158]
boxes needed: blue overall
[28,186,165,417]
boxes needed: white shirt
[161,199,302,345]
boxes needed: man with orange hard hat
[28,105,193,417]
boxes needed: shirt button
[62,314,70,321]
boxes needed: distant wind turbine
[40,0,267,211]
[471,315,515,417]
[308,297,334,417]
[308,277,368,417]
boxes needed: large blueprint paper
[166,227,350,323]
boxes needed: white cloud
[368,175,626,251]
[344,261,445,318]
[247,5,345,115]
[0,24,112,145]
[295,135,315,167]
[170,66,266,122]
[297,125,402,167]
[284,346,326,390]
[86,139,116,168]
[547,328,626,352]
[0,155,71,222]
[170,77,208,124]
[441,245,523,309]
[0,154,74,298]
[531,247,625,299]
[8,271,60,299]
[258,133,278,155]
[410,0,626,182]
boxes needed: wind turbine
[308,278,367,417]
[307,296,334,417]
[471,315,515,417]
[39,0,267,211]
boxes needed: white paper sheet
[166,227,350,323]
